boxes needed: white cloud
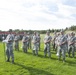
[0,0,76,31]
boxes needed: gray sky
[0,0,76,31]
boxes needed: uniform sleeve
[64,36,67,41]
[18,35,20,40]
[74,37,76,42]
[50,36,52,40]
[12,34,14,40]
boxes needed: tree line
[6,25,76,33]
[0,25,76,34]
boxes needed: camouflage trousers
[57,46,66,61]
[32,43,38,55]
[22,43,28,53]
[27,41,31,49]
[44,44,51,58]
[68,45,75,57]
[6,45,14,62]
[14,42,19,51]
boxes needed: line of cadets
[4,30,76,63]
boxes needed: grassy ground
[0,34,76,75]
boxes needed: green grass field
[0,36,76,75]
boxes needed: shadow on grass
[26,52,33,55]
[14,49,22,52]
[26,52,58,61]
[66,59,76,66]
[51,51,56,54]
[14,63,54,75]
[38,54,44,58]
[38,49,44,52]
[51,57,58,60]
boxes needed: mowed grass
[0,34,76,75]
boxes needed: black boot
[6,58,10,62]
[63,58,65,62]
[12,60,14,64]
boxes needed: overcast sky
[0,0,76,31]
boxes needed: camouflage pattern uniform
[5,33,14,63]
[32,32,38,55]
[22,32,28,53]
[68,32,76,57]
[14,33,20,51]
[44,31,52,58]
[57,31,67,62]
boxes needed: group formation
[52,31,76,62]
[2,30,76,63]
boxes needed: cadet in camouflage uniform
[14,32,20,51]
[22,32,28,53]
[32,32,38,56]
[52,31,57,51]
[73,33,76,51]
[44,31,52,58]
[67,33,71,51]
[65,34,68,53]
[57,30,67,62]
[68,32,76,57]
[37,33,41,51]
[55,33,60,54]
[5,30,14,63]
[27,32,31,49]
